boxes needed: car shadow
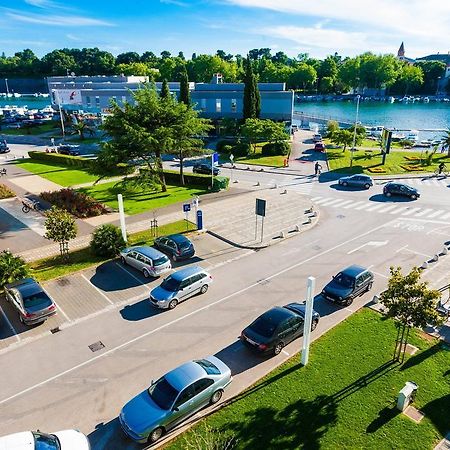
[329,183,370,192]
[171,256,203,269]
[88,418,141,450]
[119,299,163,321]
[368,194,416,203]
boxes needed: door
[178,277,194,301]
[157,237,168,253]
[187,274,204,297]
[354,274,366,295]
[126,251,139,269]
[291,316,305,338]
[134,253,147,271]
[166,240,177,258]
[276,320,292,344]
[166,384,197,430]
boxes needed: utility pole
[350,94,360,168]
[301,276,316,366]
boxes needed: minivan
[120,246,172,278]
[150,266,212,309]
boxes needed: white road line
[311,196,323,202]
[315,198,343,207]
[81,274,113,305]
[414,208,433,217]
[0,218,400,406]
[54,301,71,323]
[440,212,450,220]
[428,210,444,219]
[0,304,20,342]
[378,205,399,213]
[395,244,409,253]
[354,203,373,211]
[343,201,365,209]
[364,203,386,212]
[401,207,421,216]
[371,270,388,279]
[404,248,432,258]
[115,262,151,294]
[330,199,354,208]
[313,198,334,205]
[388,206,408,215]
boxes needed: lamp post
[436,76,441,96]
[350,94,361,168]
[4,78,9,96]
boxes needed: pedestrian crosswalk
[310,196,450,221]
[375,177,449,189]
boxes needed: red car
[314,142,326,152]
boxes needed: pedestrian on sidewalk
[314,161,322,176]
[284,157,289,167]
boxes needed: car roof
[130,246,165,259]
[341,265,370,277]
[5,278,42,296]
[170,266,205,281]
[0,431,34,449]
[258,306,295,325]
[167,234,191,244]
[165,360,207,391]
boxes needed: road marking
[329,199,354,208]
[428,210,444,218]
[400,207,421,216]
[404,248,432,258]
[378,205,398,213]
[0,304,20,342]
[81,274,113,305]
[440,212,450,220]
[347,240,388,255]
[0,218,402,406]
[315,198,343,207]
[343,201,365,209]
[115,262,152,294]
[395,244,409,253]
[281,350,290,356]
[54,301,71,323]
[354,203,373,211]
[364,203,386,212]
[414,208,433,217]
[313,197,334,205]
[371,270,388,279]
[390,206,409,215]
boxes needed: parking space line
[0,304,20,342]
[115,262,151,294]
[54,301,71,323]
[81,274,113,305]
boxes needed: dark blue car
[153,234,195,261]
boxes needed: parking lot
[0,233,253,353]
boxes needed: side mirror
[150,379,154,386]
[172,407,179,412]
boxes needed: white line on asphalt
[313,197,334,205]
[343,201,365,209]
[400,207,421,216]
[428,210,444,219]
[378,205,398,213]
[404,248,432,258]
[364,203,387,212]
[281,350,290,356]
[315,198,343,207]
[54,301,71,323]
[395,244,409,253]
[115,262,151,294]
[81,274,113,305]
[371,270,388,279]
[440,212,450,220]
[426,224,450,236]
[414,208,433,217]
[0,304,20,342]
[0,218,401,406]
[354,203,373,211]
[208,250,254,271]
[390,207,409,215]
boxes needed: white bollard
[255,181,260,186]
[282,189,287,194]
[421,261,429,269]
[433,254,439,262]
[294,224,300,232]
[442,247,448,255]
[279,231,285,239]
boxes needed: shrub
[28,151,93,169]
[40,188,108,218]
[90,224,126,257]
[261,141,290,156]
[0,183,15,199]
[216,139,236,153]
[221,144,234,154]
[0,250,29,289]
[233,142,251,157]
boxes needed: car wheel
[148,427,164,444]
[120,256,126,265]
[411,194,417,200]
[200,284,208,294]
[19,313,25,324]
[172,254,178,262]
[385,192,392,197]
[342,181,348,187]
[311,319,318,331]
[274,342,284,355]
[366,282,373,292]
[345,297,353,306]
[210,389,223,405]
[364,183,370,189]
[168,299,178,310]
[142,268,152,278]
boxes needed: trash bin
[397,381,418,411]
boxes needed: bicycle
[434,166,449,177]
[21,198,41,213]
[0,168,6,176]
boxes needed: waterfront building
[47,74,293,122]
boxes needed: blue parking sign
[183,203,191,213]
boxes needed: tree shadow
[366,405,400,433]
[420,393,450,436]
[400,342,442,371]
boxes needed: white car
[0,430,90,450]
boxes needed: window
[231,98,237,113]
[95,96,100,107]
[174,384,196,408]
[137,254,147,263]
[215,99,221,112]
[86,96,91,107]
[180,278,191,289]
[148,376,179,410]
[195,359,221,375]
[192,378,214,395]
[121,95,127,104]
[200,98,206,111]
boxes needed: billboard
[380,128,392,154]
[53,89,82,105]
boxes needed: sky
[0,0,449,60]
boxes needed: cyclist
[438,162,446,174]
[315,161,322,176]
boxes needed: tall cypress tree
[179,67,191,106]
[243,57,261,119]
[160,79,170,99]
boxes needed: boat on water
[387,96,395,103]
[405,130,419,142]
[13,93,21,98]
[423,97,430,103]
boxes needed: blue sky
[1,0,449,59]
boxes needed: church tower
[397,42,405,58]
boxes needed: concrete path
[435,433,450,450]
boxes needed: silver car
[338,174,373,189]
[119,356,232,444]
[120,246,171,278]
[150,266,212,309]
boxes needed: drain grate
[89,341,105,352]
[50,327,61,334]
[57,278,70,286]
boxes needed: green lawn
[235,142,287,167]
[327,149,450,176]
[167,309,450,450]
[31,220,196,282]
[15,160,100,187]
[1,122,59,136]
[79,180,207,215]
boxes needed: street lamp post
[350,94,361,168]
[4,78,9,96]
[436,77,441,96]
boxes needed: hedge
[261,141,290,156]
[28,151,93,169]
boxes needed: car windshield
[160,276,181,292]
[153,255,169,266]
[334,273,355,288]
[33,432,60,450]
[194,359,221,375]
[250,316,277,337]
[178,240,192,250]
[148,376,179,410]
[23,291,52,308]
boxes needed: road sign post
[230,153,234,183]
[211,152,219,189]
[255,198,266,242]
[301,276,316,366]
[117,193,127,242]
[183,203,191,231]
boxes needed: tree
[90,224,126,257]
[160,79,171,99]
[380,266,443,362]
[0,250,29,289]
[331,129,354,151]
[338,57,361,91]
[391,64,424,95]
[160,50,171,59]
[288,63,317,90]
[40,50,76,76]
[240,118,264,152]
[326,120,340,139]
[179,66,191,106]
[243,58,261,120]
[116,52,140,65]
[116,62,154,77]
[441,129,450,157]
[44,206,77,259]
[70,117,94,140]
[415,60,446,94]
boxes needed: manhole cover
[50,327,61,334]
[57,278,70,286]
[89,341,105,352]
[336,214,345,219]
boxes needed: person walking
[315,161,322,176]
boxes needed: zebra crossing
[375,177,449,188]
[311,195,450,221]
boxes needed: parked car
[4,278,57,325]
[150,266,212,310]
[338,174,373,189]
[314,142,325,151]
[0,429,90,449]
[383,182,420,200]
[120,356,232,444]
[322,265,374,306]
[154,234,195,261]
[0,140,9,153]
[120,246,172,278]
[241,303,320,356]
[57,144,80,156]
[192,163,220,176]
[312,133,322,143]
[291,124,298,133]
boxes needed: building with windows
[47,74,293,122]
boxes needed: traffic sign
[230,153,234,162]
[255,198,266,217]
[212,152,219,165]
[183,204,191,213]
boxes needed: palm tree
[0,250,29,288]
[442,128,450,157]
[70,118,94,141]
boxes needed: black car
[241,303,320,356]
[383,182,420,200]
[322,265,374,306]
[193,163,220,176]
[57,144,80,156]
[153,234,195,261]
[0,140,9,153]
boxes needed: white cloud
[5,11,114,26]
[160,0,189,6]
[24,0,55,7]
